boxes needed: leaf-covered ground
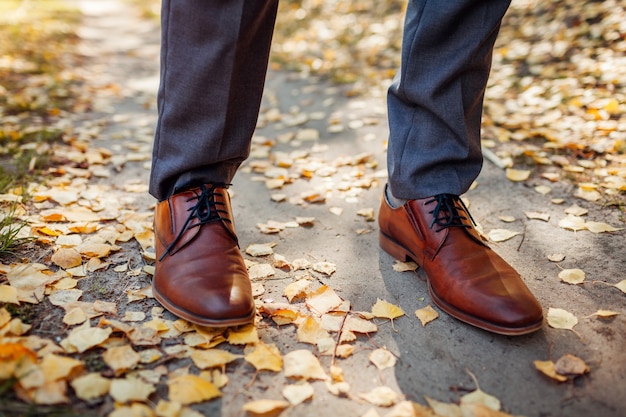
[0,1,625,417]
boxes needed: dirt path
[3,1,625,416]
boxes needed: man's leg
[150,0,279,201]
[150,0,278,326]
[380,0,544,335]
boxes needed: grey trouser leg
[149,0,278,201]
[387,0,511,200]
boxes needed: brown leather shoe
[152,184,255,327]
[378,191,543,335]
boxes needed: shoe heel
[379,232,410,261]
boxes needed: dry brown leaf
[312,261,337,276]
[554,354,590,376]
[66,322,112,353]
[0,285,19,304]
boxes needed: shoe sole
[379,231,543,336]
[152,283,256,328]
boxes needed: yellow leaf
[0,284,19,304]
[244,342,283,372]
[505,168,531,182]
[306,285,343,315]
[227,323,259,345]
[190,349,242,369]
[284,279,311,302]
[425,396,462,416]
[546,308,578,330]
[614,280,626,293]
[296,316,330,345]
[534,360,568,382]
[558,215,586,232]
[109,377,156,403]
[62,307,88,326]
[558,269,586,285]
[585,221,623,234]
[282,382,314,405]
[39,354,83,383]
[108,403,155,417]
[103,345,140,374]
[368,348,397,370]
[168,374,221,405]
[371,298,405,320]
[70,373,111,400]
[524,211,550,222]
[586,309,620,319]
[283,349,328,380]
[358,386,401,407]
[242,399,290,416]
[487,229,520,242]
[155,400,182,417]
[51,248,83,269]
[460,388,501,411]
[415,305,439,327]
[67,323,112,353]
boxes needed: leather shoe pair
[152,184,255,327]
[378,190,543,335]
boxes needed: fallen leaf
[284,279,311,302]
[282,382,314,405]
[547,253,565,262]
[244,342,283,372]
[368,348,396,370]
[70,373,111,400]
[558,268,585,285]
[558,215,586,232]
[524,211,550,222]
[585,221,623,233]
[168,374,221,404]
[242,399,290,416]
[505,168,531,182]
[415,305,439,326]
[487,229,520,242]
[392,261,418,272]
[306,286,343,315]
[534,360,568,382]
[283,349,328,380]
[358,386,401,407]
[584,309,620,319]
[554,354,590,376]
[371,299,405,320]
[103,344,140,374]
[547,308,578,331]
[191,349,242,369]
[109,377,156,403]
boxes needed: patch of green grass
[0,203,33,258]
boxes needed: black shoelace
[425,194,476,232]
[159,184,232,261]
